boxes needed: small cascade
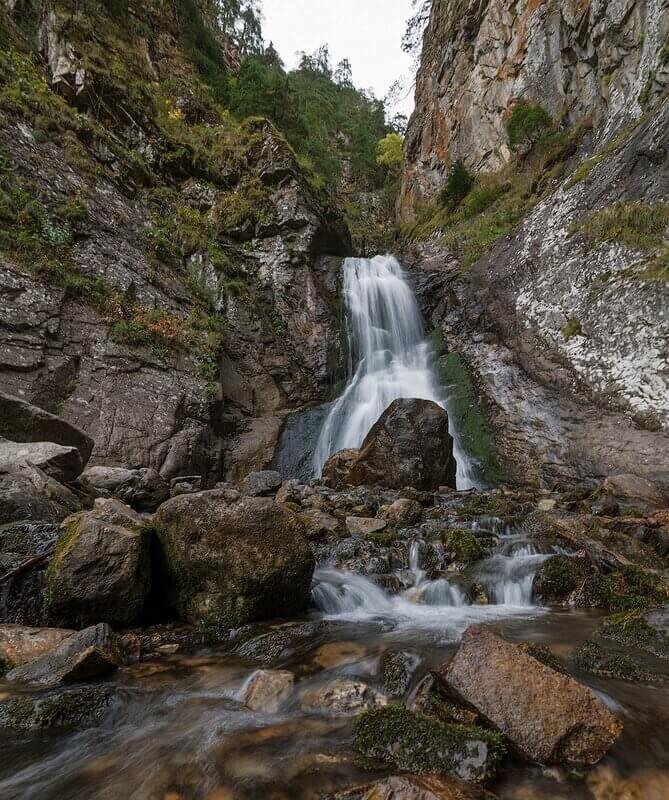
[312,535,554,634]
[312,255,476,489]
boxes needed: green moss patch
[574,639,660,683]
[353,704,506,783]
[597,609,669,659]
[580,566,667,613]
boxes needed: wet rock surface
[81,466,169,512]
[438,626,623,765]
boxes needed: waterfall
[313,255,475,488]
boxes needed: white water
[312,536,552,641]
[312,255,475,488]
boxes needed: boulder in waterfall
[324,399,457,491]
[6,623,118,685]
[301,678,387,716]
[45,499,152,628]
[0,393,94,464]
[81,466,169,512]
[353,705,505,783]
[333,774,499,800]
[383,498,423,525]
[153,490,314,627]
[436,626,622,765]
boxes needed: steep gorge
[400,0,669,491]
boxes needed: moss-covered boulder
[153,490,314,627]
[46,499,151,628]
[596,606,669,659]
[0,686,114,729]
[574,640,661,683]
[580,567,668,612]
[353,705,505,783]
[532,555,590,604]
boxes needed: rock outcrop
[437,626,622,765]
[153,490,314,626]
[400,0,669,218]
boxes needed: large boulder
[6,623,118,685]
[153,490,315,627]
[0,461,80,525]
[45,499,151,628]
[325,399,457,491]
[81,466,169,512]
[0,393,94,464]
[437,626,622,765]
[0,440,84,483]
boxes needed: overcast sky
[262,0,417,118]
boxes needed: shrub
[506,103,553,148]
[439,160,473,208]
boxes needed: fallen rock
[81,466,169,512]
[154,491,314,626]
[45,499,151,628]
[383,498,423,525]
[437,626,622,765]
[301,679,387,716]
[299,508,341,538]
[0,685,115,729]
[346,516,388,537]
[242,470,282,497]
[338,399,457,491]
[0,440,84,483]
[333,774,498,799]
[353,705,505,783]
[0,461,80,525]
[6,623,118,685]
[0,624,74,671]
[0,393,94,464]
[243,669,294,712]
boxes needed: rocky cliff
[401,0,669,491]
[0,0,350,484]
[400,0,669,217]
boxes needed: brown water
[1,541,668,799]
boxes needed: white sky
[261,0,417,118]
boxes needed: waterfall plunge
[313,255,475,488]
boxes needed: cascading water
[312,255,475,488]
[312,535,555,639]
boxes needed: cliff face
[401,0,669,489]
[400,0,669,219]
[0,1,350,484]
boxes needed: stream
[1,529,668,800]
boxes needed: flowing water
[2,532,668,800]
[312,255,476,488]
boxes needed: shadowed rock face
[324,399,456,491]
[437,626,623,765]
[399,0,669,219]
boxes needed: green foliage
[570,201,669,252]
[439,160,473,208]
[562,318,582,341]
[376,133,404,170]
[506,103,553,148]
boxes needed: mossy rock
[519,642,568,675]
[440,528,486,563]
[379,650,419,698]
[596,608,669,659]
[580,567,667,612]
[0,686,115,729]
[353,704,506,783]
[532,555,590,603]
[574,639,661,683]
